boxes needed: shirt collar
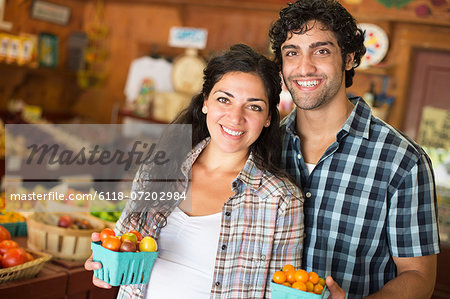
[281,108,297,137]
[281,97,372,141]
[340,97,371,140]
[181,137,263,192]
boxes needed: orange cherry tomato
[100,228,115,243]
[272,271,287,284]
[285,270,297,284]
[308,271,320,284]
[282,264,295,272]
[318,277,326,286]
[294,269,309,283]
[313,283,324,294]
[292,281,307,291]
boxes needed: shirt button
[297,154,301,160]
[134,288,141,295]
[221,244,227,250]
[305,192,312,198]
[225,211,231,217]
[260,254,266,261]
[215,281,221,286]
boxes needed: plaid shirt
[115,138,304,299]
[280,97,440,298]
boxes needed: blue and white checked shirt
[280,97,440,298]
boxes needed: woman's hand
[84,232,112,289]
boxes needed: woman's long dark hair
[173,43,284,177]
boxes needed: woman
[85,44,304,298]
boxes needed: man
[269,0,440,298]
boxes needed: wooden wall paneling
[72,2,183,123]
[387,23,450,130]
[182,5,279,54]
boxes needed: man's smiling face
[281,21,353,111]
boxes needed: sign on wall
[168,27,208,49]
[418,106,450,149]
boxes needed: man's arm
[366,254,437,299]
[326,255,437,299]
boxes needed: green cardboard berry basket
[91,241,158,286]
[2,221,28,237]
[271,281,327,299]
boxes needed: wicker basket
[0,248,52,283]
[26,212,105,261]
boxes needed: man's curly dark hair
[269,0,366,88]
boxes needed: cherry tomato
[100,228,115,243]
[128,230,143,242]
[121,233,137,245]
[102,236,121,251]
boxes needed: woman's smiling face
[203,71,271,156]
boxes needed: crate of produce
[0,248,52,283]
[1,222,27,237]
[91,241,158,286]
[27,212,105,261]
[271,267,327,299]
[0,212,28,237]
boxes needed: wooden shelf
[118,108,169,124]
[356,64,394,76]
[0,62,76,78]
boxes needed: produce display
[0,225,34,269]
[271,265,326,298]
[57,214,93,229]
[27,212,105,261]
[91,228,158,286]
[0,212,26,223]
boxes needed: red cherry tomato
[0,240,19,255]
[2,248,28,268]
[100,228,116,243]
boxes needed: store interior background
[0,0,449,297]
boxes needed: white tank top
[145,207,222,299]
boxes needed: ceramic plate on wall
[359,23,389,68]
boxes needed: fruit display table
[0,237,119,299]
